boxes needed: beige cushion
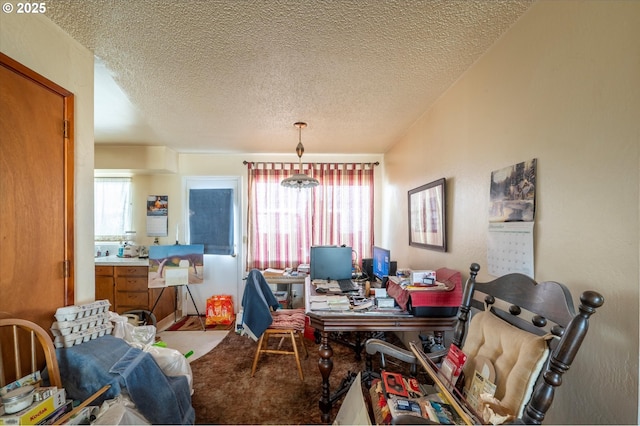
[462,310,550,418]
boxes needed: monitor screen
[372,246,391,281]
[310,246,353,281]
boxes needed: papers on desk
[309,296,375,312]
[310,295,351,311]
[388,276,448,291]
[312,279,342,293]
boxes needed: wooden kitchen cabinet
[94,265,175,321]
[114,266,149,312]
[95,265,115,303]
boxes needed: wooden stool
[251,309,308,380]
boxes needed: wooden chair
[251,308,309,380]
[0,318,62,388]
[0,318,110,424]
[365,262,604,424]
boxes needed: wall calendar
[487,222,534,278]
[487,159,536,278]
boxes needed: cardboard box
[0,388,66,425]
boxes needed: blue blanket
[56,335,194,425]
[241,269,280,339]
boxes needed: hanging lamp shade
[281,122,319,189]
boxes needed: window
[94,177,132,241]
[184,177,239,256]
[247,162,375,270]
[188,188,234,255]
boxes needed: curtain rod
[243,161,379,165]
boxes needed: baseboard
[157,312,183,332]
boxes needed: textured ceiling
[45,0,533,154]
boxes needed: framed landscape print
[408,178,447,251]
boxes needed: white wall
[0,13,96,304]
[382,1,639,424]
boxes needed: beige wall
[383,2,639,424]
[0,13,96,304]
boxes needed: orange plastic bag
[205,295,234,325]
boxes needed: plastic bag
[93,394,150,425]
[205,295,234,325]
[110,311,129,340]
[145,345,193,394]
[108,312,156,348]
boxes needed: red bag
[205,295,234,325]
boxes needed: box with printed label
[0,388,66,425]
[411,270,436,285]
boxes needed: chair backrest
[452,263,604,424]
[0,318,62,388]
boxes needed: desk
[305,277,457,423]
[262,273,306,307]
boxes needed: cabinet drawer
[115,266,148,277]
[116,276,148,291]
[95,265,114,276]
[116,291,148,307]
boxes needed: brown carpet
[189,331,407,425]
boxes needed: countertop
[94,255,149,266]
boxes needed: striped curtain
[246,162,374,270]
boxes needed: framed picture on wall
[408,178,447,251]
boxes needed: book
[438,344,467,391]
[382,371,409,397]
[465,368,497,414]
[422,400,464,424]
[387,395,423,419]
[403,376,424,398]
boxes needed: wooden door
[0,53,74,333]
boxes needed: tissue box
[411,270,436,285]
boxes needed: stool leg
[251,333,266,377]
[297,330,309,358]
[290,330,304,380]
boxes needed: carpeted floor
[156,330,229,362]
[189,331,406,425]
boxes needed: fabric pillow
[461,310,551,418]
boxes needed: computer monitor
[372,246,391,281]
[310,246,353,281]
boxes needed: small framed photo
[408,178,447,251]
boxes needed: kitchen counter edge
[94,256,150,267]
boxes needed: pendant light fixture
[281,121,319,189]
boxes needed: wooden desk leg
[318,330,334,424]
